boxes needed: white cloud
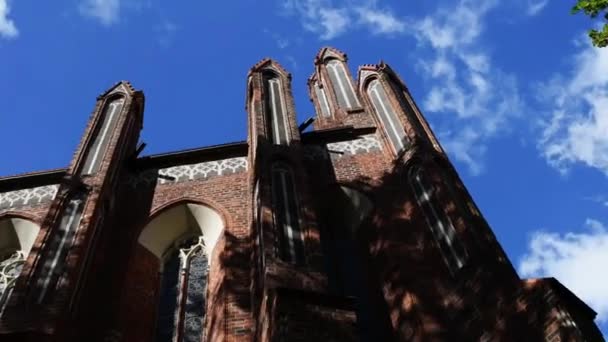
[537,42,608,176]
[281,0,404,40]
[80,0,121,26]
[356,7,405,35]
[316,7,349,40]
[411,0,523,174]
[526,0,548,16]
[0,0,18,39]
[519,219,608,322]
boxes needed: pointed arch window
[263,72,290,145]
[0,251,25,316]
[367,79,409,154]
[155,236,209,342]
[326,59,360,109]
[81,97,125,175]
[409,167,466,273]
[0,217,41,315]
[313,81,332,118]
[271,164,304,264]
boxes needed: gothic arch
[138,201,225,262]
[136,201,225,342]
[0,216,41,314]
[0,215,41,259]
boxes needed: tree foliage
[572,0,608,47]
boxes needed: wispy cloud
[410,0,523,174]
[519,219,608,322]
[356,7,405,35]
[281,0,404,40]
[526,0,548,16]
[0,0,18,39]
[157,20,178,48]
[537,40,608,176]
[263,29,291,49]
[79,0,121,26]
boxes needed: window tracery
[0,251,25,315]
[155,236,209,342]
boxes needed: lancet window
[81,97,125,175]
[271,164,304,264]
[367,79,409,154]
[326,59,360,109]
[313,81,332,118]
[263,72,289,145]
[409,167,467,273]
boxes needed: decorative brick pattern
[326,134,382,157]
[127,157,248,187]
[304,134,383,161]
[0,185,58,210]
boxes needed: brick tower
[0,47,604,341]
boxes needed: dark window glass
[271,165,304,264]
[155,237,209,342]
[368,80,409,154]
[155,251,181,341]
[410,168,466,273]
[81,97,125,175]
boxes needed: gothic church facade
[0,47,604,341]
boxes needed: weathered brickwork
[0,47,603,342]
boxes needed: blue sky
[1,0,607,334]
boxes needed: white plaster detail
[326,134,382,157]
[138,203,224,262]
[0,185,59,210]
[127,157,248,187]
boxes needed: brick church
[0,47,604,341]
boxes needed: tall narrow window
[326,60,360,109]
[254,181,265,282]
[81,97,125,175]
[313,81,331,118]
[271,165,304,264]
[264,73,289,145]
[409,167,466,273]
[367,79,409,154]
[155,236,209,342]
[37,194,86,303]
